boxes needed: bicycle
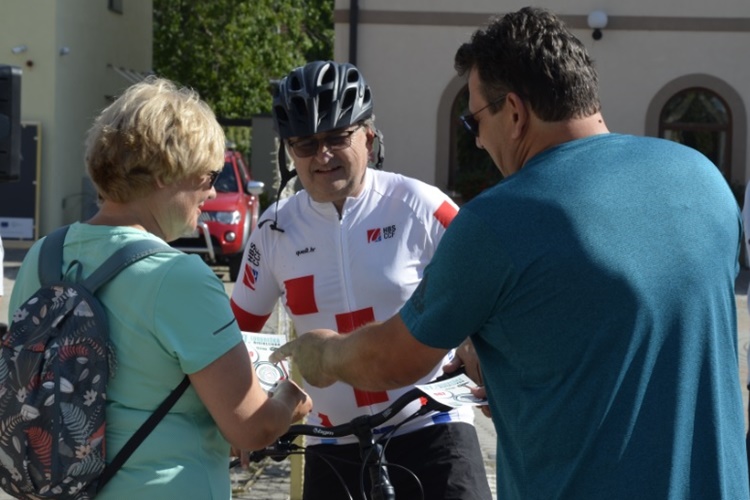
[238,369,482,500]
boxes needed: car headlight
[206,210,242,224]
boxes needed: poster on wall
[0,218,34,239]
[0,123,40,240]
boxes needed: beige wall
[3,1,746,236]
[351,0,750,17]
[0,0,152,237]
[334,1,750,193]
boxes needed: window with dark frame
[659,87,732,180]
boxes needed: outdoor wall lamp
[587,10,608,40]
[10,45,27,54]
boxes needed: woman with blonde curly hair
[9,77,311,498]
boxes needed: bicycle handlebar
[247,370,465,463]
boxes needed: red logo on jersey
[367,228,382,243]
[367,226,396,243]
[242,264,259,290]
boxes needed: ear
[364,126,376,152]
[505,92,528,140]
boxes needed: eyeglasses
[208,169,222,187]
[287,124,364,158]
[460,95,507,137]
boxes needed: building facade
[332,0,750,203]
[2,1,748,238]
[0,0,152,239]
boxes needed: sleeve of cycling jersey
[230,223,283,332]
[412,180,459,259]
[431,193,458,236]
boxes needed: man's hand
[470,385,492,418]
[443,338,484,386]
[443,338,492,418]
[270,329,339,387]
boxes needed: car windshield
[213,161,238,193]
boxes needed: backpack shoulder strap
[96,375,191,494]
[82,239,179,294]
[37,225,71,285]
[37,227,179,291]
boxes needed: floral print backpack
[0,226,188,499]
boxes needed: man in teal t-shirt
[401,133,746,498]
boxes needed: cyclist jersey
[230,168,475,445]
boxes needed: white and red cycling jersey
[230,168,475,445]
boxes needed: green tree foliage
[153,0,333,120]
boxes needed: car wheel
[228,252,243,282]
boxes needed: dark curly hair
[455,7,601,121]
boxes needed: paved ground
[1,242,749,499]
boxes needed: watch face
[254,361,286,389]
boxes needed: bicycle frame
[247,382,457,500]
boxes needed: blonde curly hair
[85,76,225,203]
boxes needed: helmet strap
[258,145,297,233]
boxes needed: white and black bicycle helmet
[262,61,384,232]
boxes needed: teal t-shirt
[9,223,242,499]
[402,134,749,499]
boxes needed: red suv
[171,147,264,281]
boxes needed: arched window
[448,86,502,204]
[659,88,731,179]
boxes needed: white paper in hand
[415,373,488,408]
[242,332,290,392]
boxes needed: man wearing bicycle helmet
[230,61,491,499]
